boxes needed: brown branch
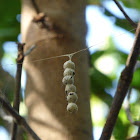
[31,0,64,38]
[137,128,140,138]
[31,0,47,28]
[32,13,53,30]
[11,43,25,140]
[127,134,140,140]
[31,0,40,13]
[0,97,41,140]
[24,45,36,56]
[31,0,54,30]
[113,0,137,28]
[100,22,140,140]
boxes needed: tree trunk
[21,0,93,140]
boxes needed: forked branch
[11,43,25,140]
[113,0,137,28]
[0,97,41,140]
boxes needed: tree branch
[113,0,137,28]
[31,0,40,13]
[31,0,54,30]
[11,43,25,140]
[100,22,140,140]
[0,108,13,123]
[0,97,41,140]
[137,126,140,137]
[24,45,36,56]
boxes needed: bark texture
[21,0,93,140]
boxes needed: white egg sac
[67,92,78,103]
[63,68,75,77]
[65,84,76,94]
[62,76,74,85]
[63,60,75,70]
[67,103,78,113]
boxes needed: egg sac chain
[62,59,78,113]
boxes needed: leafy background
[0,0,140,140]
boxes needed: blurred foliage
[90,67,113,106]
[90,37,127,103]
[0,68,15,101]
[0,0,20,135]
[131,69,140,90]
[91,95,108,126]
[113,109,130,140]
[130,92,140,120]
[0,0,20,99]
[87,0,140,139]
[23,133,27,140]
[0,46,4,60]
[89,0,140,10]
[88,0,103,5]
[0,0,20,45]
[122,0,140,10]
[90,36,140,139]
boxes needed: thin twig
[31,0,40,13]
[125,88,133,123]
[127,134,140,140]
[11,43,25,140]
[113,0,137,28]
[100,22,140,140]
[126,88,140,137]
[125,88,140,126]
[24,45,36,56]
[137,127,140,135]
[0,108,13,123]
[0,97,41,140]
